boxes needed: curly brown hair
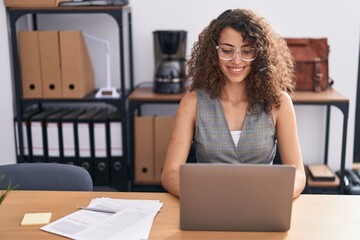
[187,9,295,114]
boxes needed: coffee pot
[153,30,187,93]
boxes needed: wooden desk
[0,191,359,240]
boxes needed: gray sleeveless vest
[194,90,276,164]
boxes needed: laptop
[180,163,295,232]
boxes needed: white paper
[41,198,163,240]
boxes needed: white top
[231,130,242,147]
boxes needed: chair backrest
[0,163,93,191]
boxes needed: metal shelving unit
[7,6,133,190]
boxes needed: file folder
[76,109,99,178]
[38,31,63,99]
[59,30,94,98]
[18,31,43,99]
[46,109,71,163]
[134,116,155,184]
[14,109,42,163]
[61,109,84,165]
[154,116,175,183]
[108,111,127,188]
[30,109,59,162]
[92,110,110,185]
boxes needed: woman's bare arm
[161,92,197,197]
[274,92,306,198]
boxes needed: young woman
[161,9,306,199]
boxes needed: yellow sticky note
[21,213,52,226]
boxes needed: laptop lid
[180,163,295,232]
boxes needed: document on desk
[41,198,163,240]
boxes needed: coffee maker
[153,30,187,93]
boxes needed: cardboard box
[38,31,62,98]
[18,31,43,99]
[59,31,94,99]
[5,0,70,7]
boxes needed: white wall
[0,2,16,165]
[1,0,359,171]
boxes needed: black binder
[45,109,72,163]
[14,109,42,163]
[61,109,84,165]
[30,109,59,162]
[92,110,110,185]
[76,109,99,179]
[108,111,127,189]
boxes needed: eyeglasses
[216,45,257,61]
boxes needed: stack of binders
[14,108,126,188]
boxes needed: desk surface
[0,191,359,240]
[128,87,349,103]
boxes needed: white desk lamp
[83,32,120,98]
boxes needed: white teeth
[229,67,243,72]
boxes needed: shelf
[292,88,348,104]
[128,86,185,102]
[21,89,132,104]
[8,6,133,190]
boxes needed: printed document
[41,198,163,240]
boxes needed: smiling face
[217,27,253,85]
